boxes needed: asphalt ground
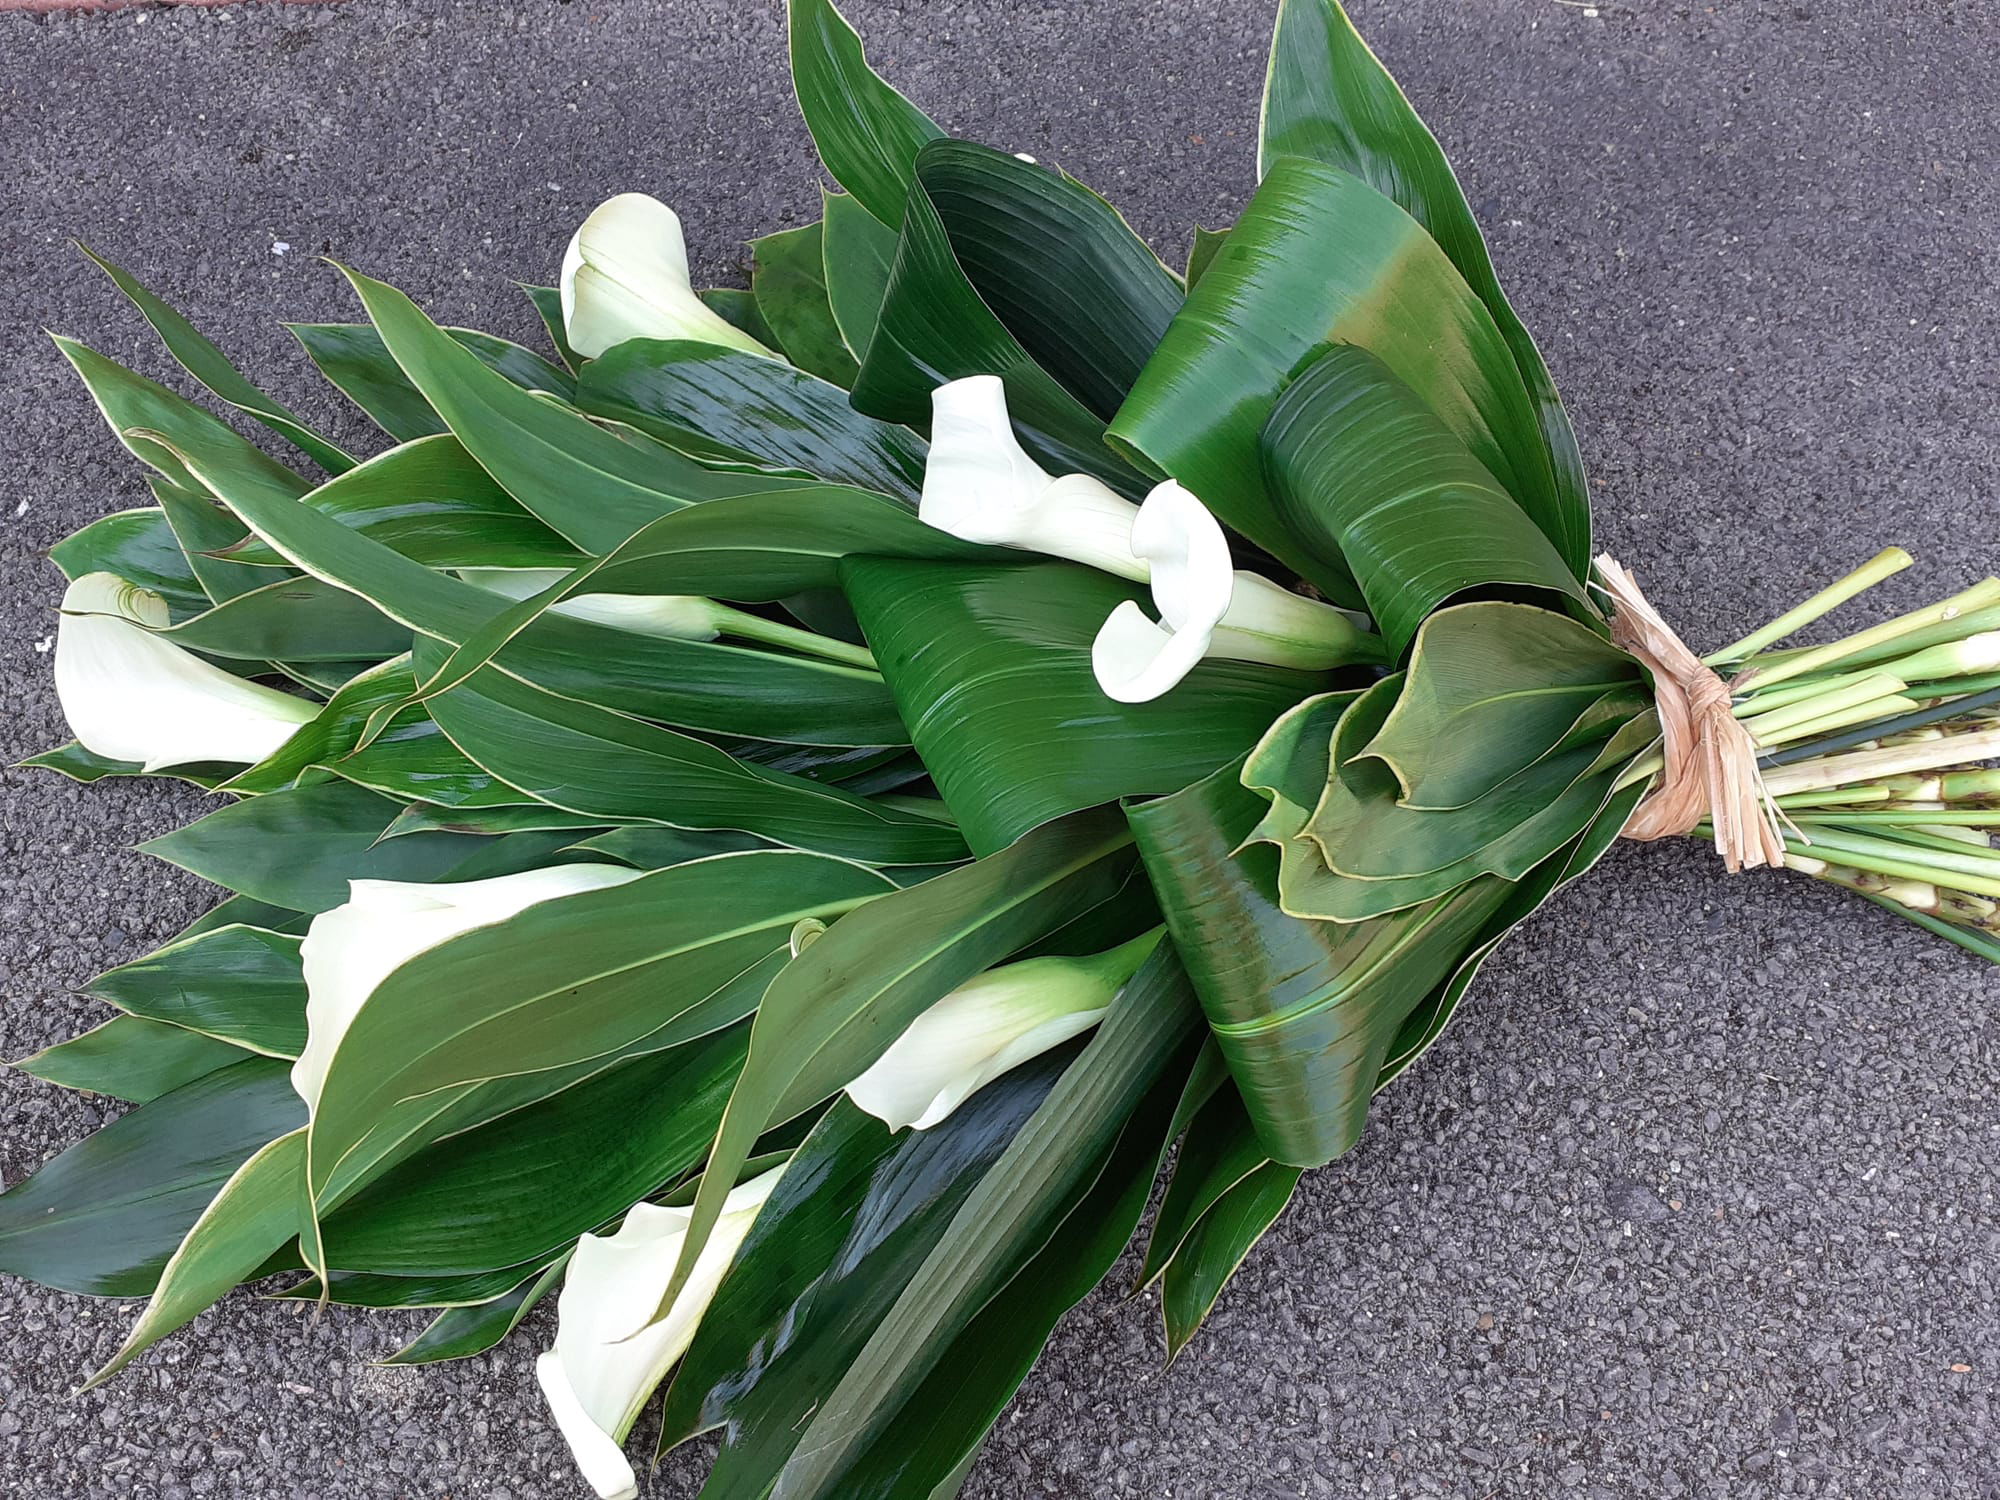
[1,1,1995,1496]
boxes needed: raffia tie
[1594,556,1786,874]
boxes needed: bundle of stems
[1639,548,2000,959]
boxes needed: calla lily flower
[53,571,317,771]
[1092,481,1379,703]
[459,568,723,641]
[292,864,643,1110]
[560,192,775,361]
[846,931,1160,1132]
[919,375,1148,580]
[536,1166,786,1500]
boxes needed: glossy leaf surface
[87,924,308,1059]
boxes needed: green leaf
[917,140,1183,421]
[768,944,1203,1494]
[753,221,863,386]
[1262,345,1591,653]
[149,475,288,604]
[1259,0,1589,566]
[822,189,900,361]
[223,433,584,571]
[1161,1160,1299,1359]
[50,507,210,619]
[843,557,1324,856]
[13,1015,256,1104]
[849,144,1147,495]
[140,779,582,913]
[788,0,944,225]
[520,283,584,372]
[221,655,417,795]
[87,924,307,1059]
[176,894,312,941]
[151,573,409,662]
[1107,157,1568,605]
[701,287,785,351]
[319,1024,753,1276]
[385,801,611,839]
[381,1258,567,1365]
[289,321,576,444]
[78,243,357,474]
[1135,1082,1271,1290]
[336,268,810,553]
[576,340,925,500]
[568,825,777,869]
[655,808,1134,1326]
[280,1258,560,1309]
[0,1058,303,1297]
[82,1129,307,1389]
[1185,224,1230,288]
[17,741,229,790]
[303,853,895,1219]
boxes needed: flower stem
[707,605,877,670]
[1703,547,1911,666]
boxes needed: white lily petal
[560,193,772,360]
[537,1166,786,1498]
[52,572,317,771]
[919,377,1147,580]
[845,954,1117,1132]
[458,568,722,641]
[1088,482,1235,703]
[291,863,643,1110]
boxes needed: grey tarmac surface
[1,1,1996,1496]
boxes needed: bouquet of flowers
[8,1,1996,1495]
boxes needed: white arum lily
[1092,481,1379,703]
[560,192,775,361]
[919,375,1148,580]
[846,931,1160,1132]
[53,571,316,771]
[536,1166,786,1500]
[458,569,877,668]
[291,864,643,1110]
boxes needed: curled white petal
[560,193,772,360]
[459,568,722,641]
[537,1166,785,1499]
[845,954,1118,1132]
[52,572,317,771]
[919,377,1146,580]
[1090,482,1235,703]
[292,863,643,1110]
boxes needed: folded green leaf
[788,0,944,225]
[87,924,308,1059]
[752,221,863,386]
[382,1258,568,1365]
[149,475,291,604]
[1185,224,1230,287]
[822,188,899,360]
[520,284,583,371]
[1161,1160,1299,1359]
[152,573,409,663]
[17,741,229,790]
[290,320,576,443]
[1135,1081,1272,1290]
[13,1015,257,1104]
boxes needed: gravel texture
[2,1,1996,1496]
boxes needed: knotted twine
[1594,556,1787,873]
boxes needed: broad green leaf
[849,143,1149,493]
[1107,157,1566,605]
[662,1062,1070,1487]
[822,188,899,360]
[0,1058,303,1297]
[1135,1082,1271,1289]
[567,826,776,869]
[152,573,408,662]
[221,655,418,795]
[50,507,209,619]
[1262,345,1590,653]
[17,741,229,790]
[769,945,1203,1494]
[918,140,1183,421]
[87,924,307,1058]
[655,809,1134,1325]
[79,244,357,473]
[521,283,584,371]
[385,801,612,839]
[289,321,576,443]
[176,894,312,941]
[1185,224,1230,287]
[701,287,784,351]
[577,340,925,500]
[381,1258,567,1365]
[223,433,584,571]
[753,221,863,386]
[52,334,307,502]
[13,1015,255,1104]
[843,557,1324,856]
[788,0,944,225]
[319,1024,753,1275]
[149,475,288,604]
[303,853,895,1217]
[337,268,810,553]
[140,779,582,913]
[420,656,964,865]
[1161,1160,1299,1359]
[82,1129,307,1389]
[1259,0,1589,566]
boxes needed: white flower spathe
[458,568,723,641]
[291,864,643,1111]
[919,375,1147,581]
[845,935,1157,1132]
[52,571,317,771]
[536,1166,786,1500]
[560,193,774,361]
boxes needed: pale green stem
[1760,726,2000,797]
[1738,673,1907,740]
[1704,547,1911,666]
[1752,694,1919,749]
[707,604,877,670]
[1750,604,2000,673]
[1734,579,2000,693]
